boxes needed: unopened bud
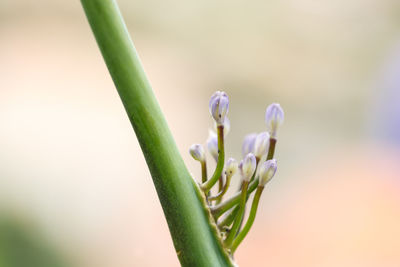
[189,144,205,162]
[253,132,270,158]
[225,158,238,177]
[209,91,229,125]
[239,153,257,181]
[207,130,218,161]
[265,103,284,138]
[258,159,277,186]
[242,133,257,158]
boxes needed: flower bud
[265,103,284,138]
[225,158,238,177]
[239,153,257,181]
[258,159,277,186]
[209,91,229,125]
[242,133,257,158]
[207,130,218,161]
[189,144,205,162]
[253,132,270,158]
[213,117,230,136]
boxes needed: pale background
[1,0,400,266]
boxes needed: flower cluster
[189,91,284,255]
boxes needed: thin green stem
[201,161,208,183]
[224,181,249,247]
[209,173,232,202]
[80,1,233,265]
[231,186,264,253]
[267,138,277,160]
[212,174,259,219]
[234,158,259,234]
[201,126,225,193]
[218,206,237,228]
[201,160,211,202]
[218,179,258,229]
[216,176,224,204]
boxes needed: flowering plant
[81,0,284,265]
[190,92,284,255]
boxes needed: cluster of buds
[189,91,284,255]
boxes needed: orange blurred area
[237,146,400,267]
[1,0,400,266]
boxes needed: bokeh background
[1,0,400,266]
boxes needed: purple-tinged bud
[265,103,284,138]
[242,133,257,158]
[225,158,238,177]
[239,153,257,181]
[189,144,205,162]
[209,91,229,125]
[258,159,277,186]
[214,117,230,136]
[253,132,270,158]
[207,130,218,161]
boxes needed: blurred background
[1,0,400,266]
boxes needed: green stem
[201,126,225,193]
[216,176,224,204]
[218,206,237,228]
[224,181,249,247]
[231,186,264,253]
[267,138,277,160]
[212,175,259,219]
[201,161,211,202]
[201,161,208,183]
[80,1,233,266]
[209,173,231,202]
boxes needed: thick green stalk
[80,0,233,266]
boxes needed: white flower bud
[209,91,229,125]
[189,144,205,162]
[265,103,284,138]
[258,159,277,186]
[253,132,270,158]
[225,158,238,177]
[239,153,257,181]
[242,133,257,158]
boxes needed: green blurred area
[0,216,66,267]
